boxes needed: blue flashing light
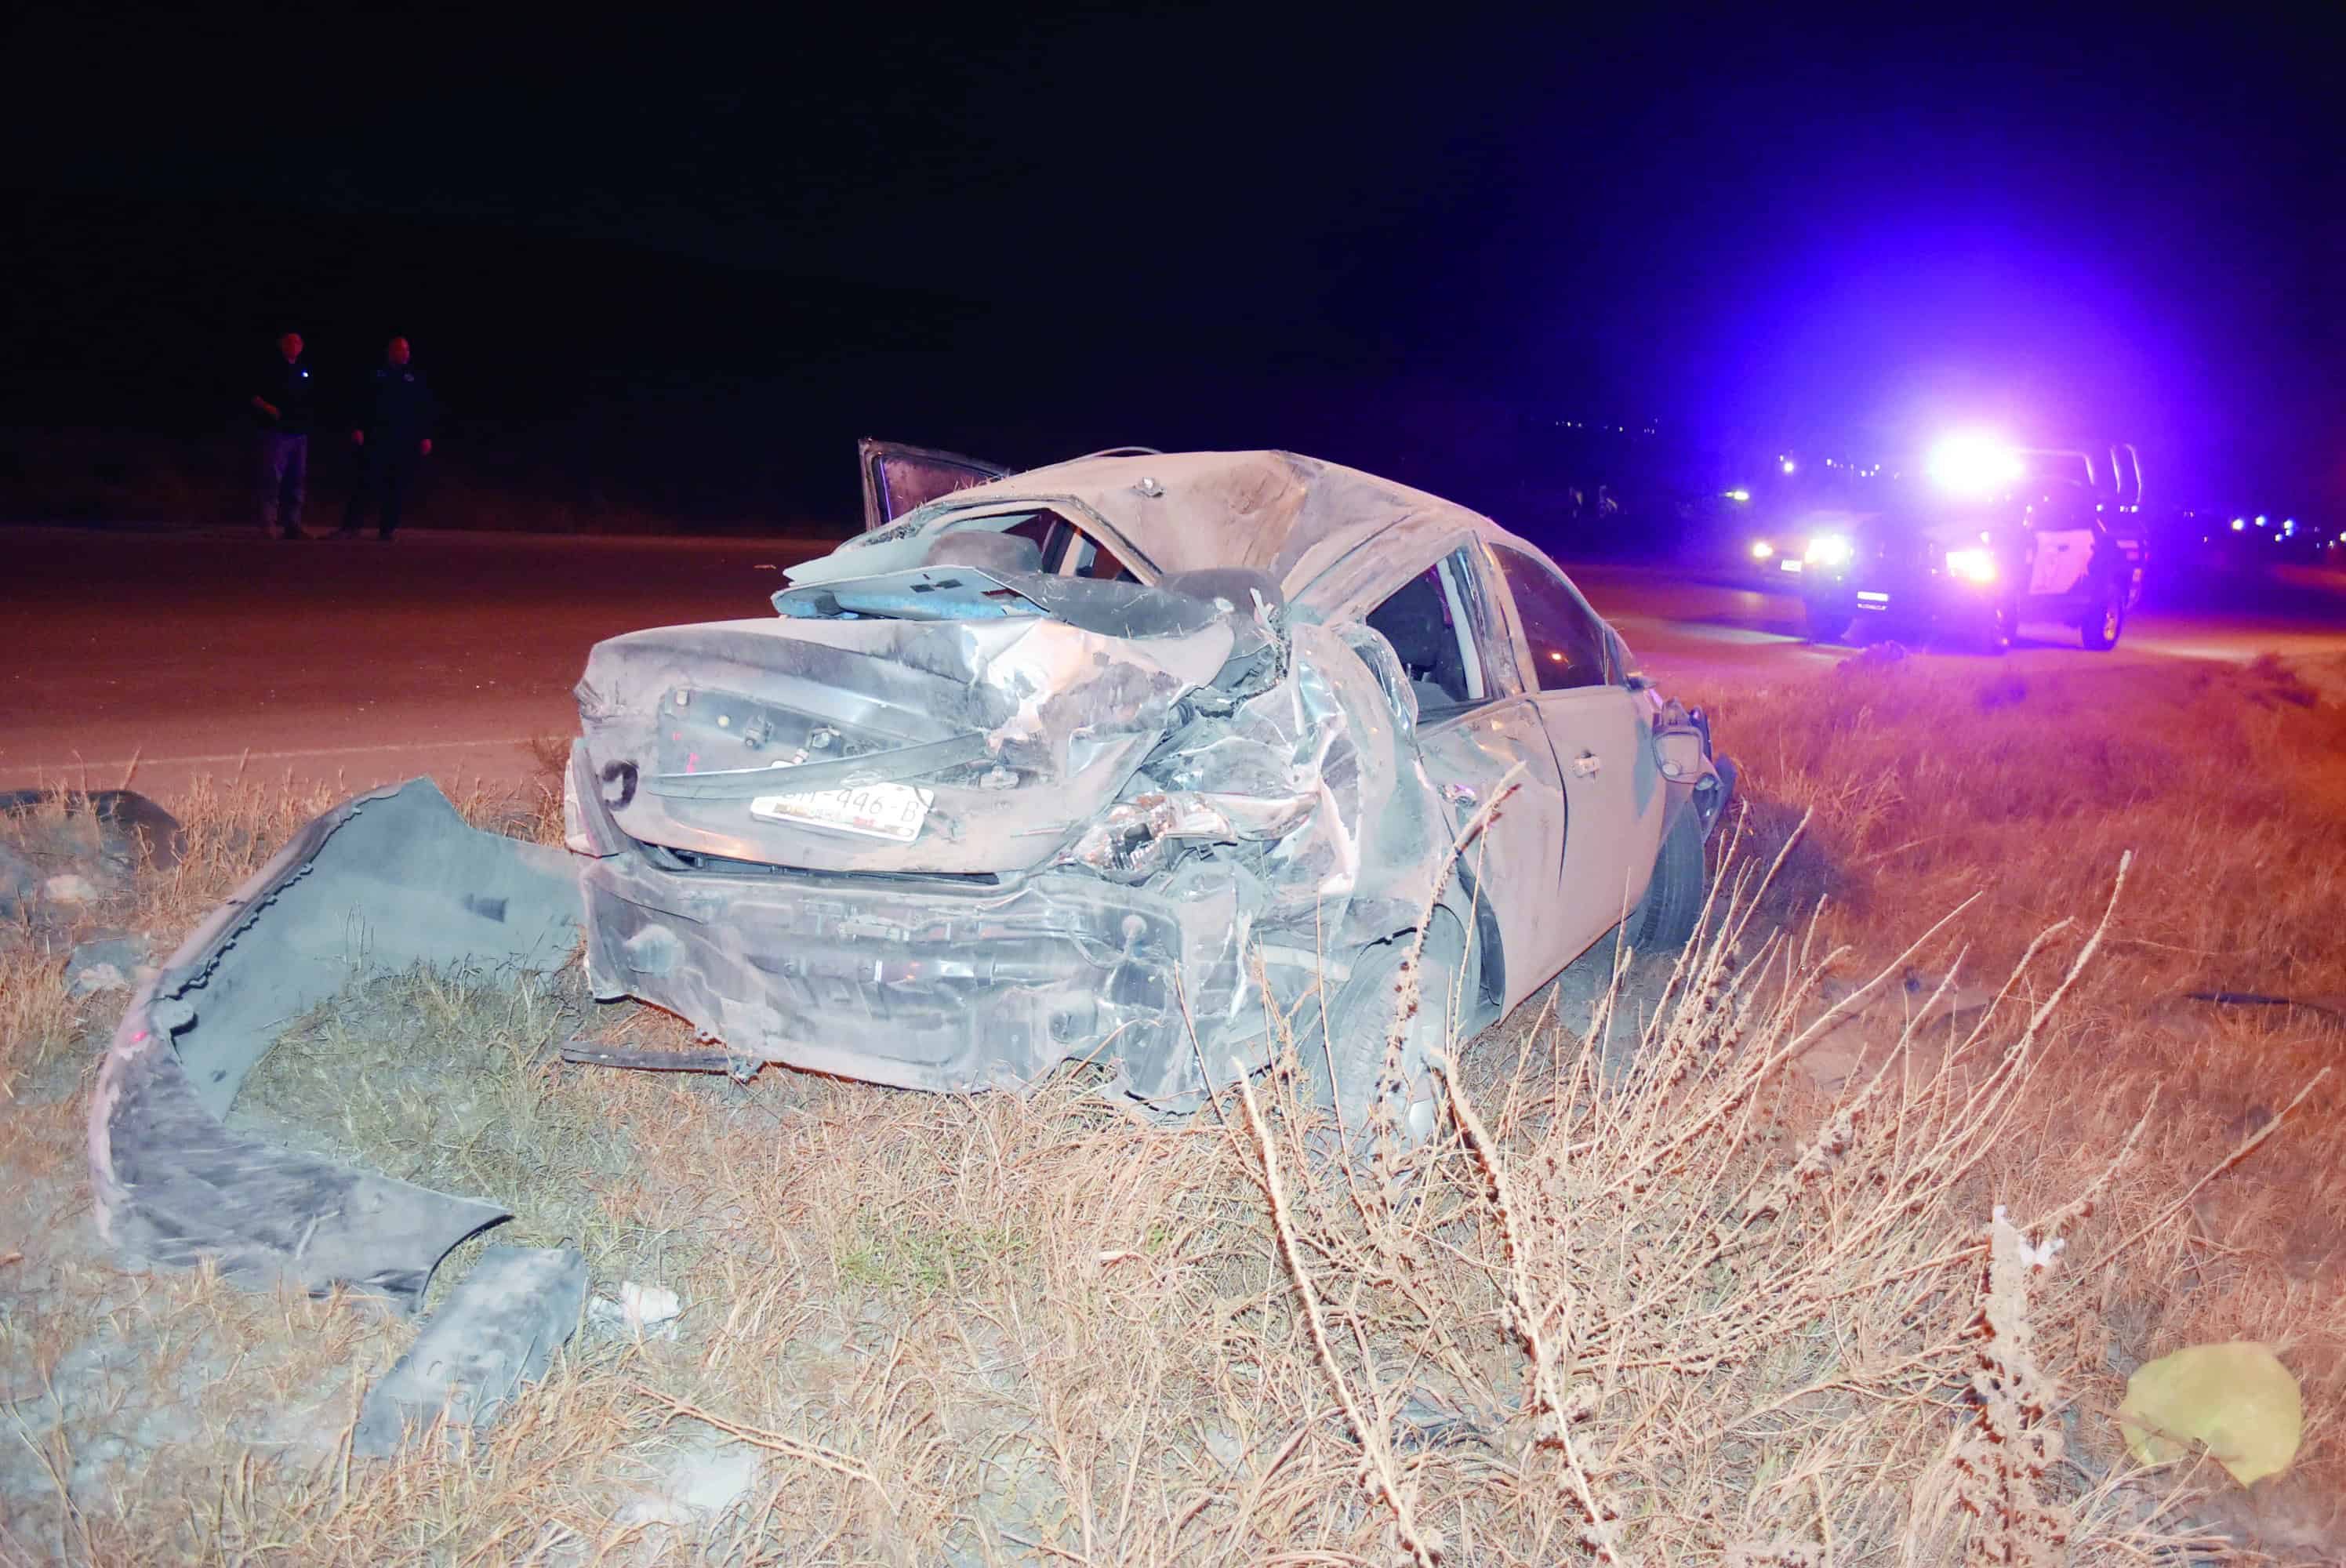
[1926,432,2023,495]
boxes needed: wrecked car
[565,446,1736,1139]
[84,446,1732,1371]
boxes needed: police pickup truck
[1750,437,2150,652]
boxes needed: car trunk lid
[576,572,1251,875]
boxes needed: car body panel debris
[355,1244,589,1456]
[86,779,578,1312]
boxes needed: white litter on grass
[1992,1204,2066,1271]
[588,1281,684,1340]
[43,873,100,904]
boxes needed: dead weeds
[1,659,2343,1562]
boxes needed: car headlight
[1803,533,1853,568]
[1749,539,1774,560]
[1944,546,1997,584]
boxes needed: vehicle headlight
[1749,539,1774,560]
[1803,533,1853,568]
[1944,546,1997,584]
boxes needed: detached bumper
[85,780,579,1311]
[575,844,1246,1102]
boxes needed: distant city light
[2255,515,2268,526]
[1726,488,1751,503]
[2232,518,2246,531]
[1926,432,2023,495]
[1781,458,1797,474]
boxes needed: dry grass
[2,655,2344,1563]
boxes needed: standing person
[249,330,316,539]
[338,336,435,540]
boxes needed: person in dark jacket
[250,331,317,539]
[337,336,436,540]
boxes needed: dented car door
[1488,543,1665,949]
[1353,541,1571,1013]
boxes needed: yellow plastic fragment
[2119,1341,2302,1486]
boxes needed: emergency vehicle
[1751,437,2150,652]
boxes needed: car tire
[2080,582,2126,651]
[1303,913,1467,1152]
[1629,807,1708,951]
[1805,593,1854,644]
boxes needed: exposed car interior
[992,511,1142,581]
[1367,555,1488,714]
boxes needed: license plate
[750,782,933,842]
[1778,558,1804,573]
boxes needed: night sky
[4,6,2339,522]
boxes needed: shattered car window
[873,452,1001,521]
[1066,528,1142,583]
[1493,546,1612,692]
[1000,514,1056,557]
[986,510,1142,582]
[1364,546,1506,715]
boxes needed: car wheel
[1805,593,1854,643]
[2080,583,2126,651]
[1629,807,1708,951]
[1302,913,1467,1151]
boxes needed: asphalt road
[6,526,2344,798]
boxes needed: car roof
[877,449,1509,596]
